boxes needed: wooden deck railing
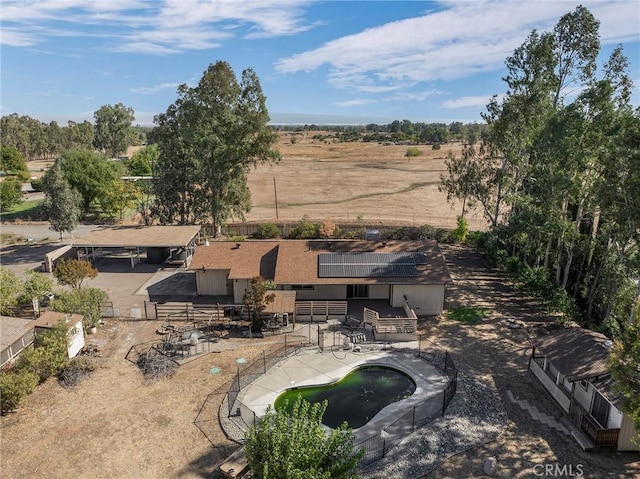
[570,401,619,447]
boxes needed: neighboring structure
[71,225,201,268]
[0,311,85,367]
[529,327,639,452]
[189,240,451,316]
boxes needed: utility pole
[273,176,279,219]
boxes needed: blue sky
[1,0,639,126]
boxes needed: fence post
[263,350,266,373]
[444,350,448,373]
[284,335,288,357]
[412,406,416,433]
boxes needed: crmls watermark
[532,463,585,477]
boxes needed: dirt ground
[2,245,638,478]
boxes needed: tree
[609,309,640,446]
[41,162,82,240]
[58,149,118,213]
[125,144,158,176]
[93,103,135,157]
[0,177,24,212]
[19,322,69,382]
[243,276,276,332]
[151,61,280,233]
[18,271,54,310]
[101,178,140,220]
[319,218,336,238]
[51,287,108,329]
[0,267,21,315]
[1,145,29,179]
[245,395,362,479]
[53,259,98,289]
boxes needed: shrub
[51,287,108,329]
[452,216,468,243]
[432,143,441,150]
[30,178,44,192]
[288,216,319,239]
[254,223,280,239]
[0,370,39,414]
[405,146,421,157]
[53,259,98,289]
[18,323,69,382]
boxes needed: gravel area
[360,367,507,479]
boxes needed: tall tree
[93,103,135,157]
[41,162,82,240]
[151,61,280,233]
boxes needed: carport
[72,226,201,269]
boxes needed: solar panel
[318,253,421,278]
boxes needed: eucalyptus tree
[151,61,280,234]
[93,103,135,157]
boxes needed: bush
[432,143,441,150]
[51,287,108,330]
[30,178,44,192]
[452,216,468,243]
[288,216,319,239]
[254,223,280,239]
[18,325,69,382]
[405,146,421,157]
[0,370,39,414]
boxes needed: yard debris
[136,348,178,380]
[58,356,97,388]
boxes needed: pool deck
[236,345,449,441]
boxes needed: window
[291,285,314,290]
[580,379,589,391]
[347,284,369,298]
[590,390,610,428]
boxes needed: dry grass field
[245,133,486,231]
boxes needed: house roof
[531,327,612,381]
[32,311,83,329]
[190,239,451,285]
[591,374,625,409]
[191,242,279,280]
[0,316,35,352]
[72,225,201,248]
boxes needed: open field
[246,133,486,230]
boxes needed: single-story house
[1,311,86,367]
[529,326,639,452]
[189,239,451,316]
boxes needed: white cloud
[130,82,180,94]
[275,1,640,94]
[441,95,497,109]
[335,99,377,107]
[0,0,318,53]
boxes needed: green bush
[0,370,39,413]
[19,325,69,382]
[51,287,108,330]
[254,223,280,239]
[405,146,421,157]
[30,178,44,192]
[288,216,319,239]
[452,216,469,243]
[432,143,441,150]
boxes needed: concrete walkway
[235,345,449,442]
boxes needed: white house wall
[391,285,445,315]
[196,270,229,296]
[573,381,593,412]
[281,284,346,300]
[233,279,251,304]
[67,321,85,358]
[608,404,623,429]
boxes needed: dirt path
[422,245,639,478]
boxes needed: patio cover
[72,226,201,249]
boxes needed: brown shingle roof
[190,239,451,285]
[531,327,612,381]
[0,316,35,351]
[190,242,279,280]
[274,240,451,285]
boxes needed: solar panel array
[318,252,425,278]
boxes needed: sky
[1,0,639,126]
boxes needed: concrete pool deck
[235,345,449,441]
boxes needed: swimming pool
[274,365,417,429]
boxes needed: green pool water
[274,365,416,429]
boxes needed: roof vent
[602,340,613,350]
